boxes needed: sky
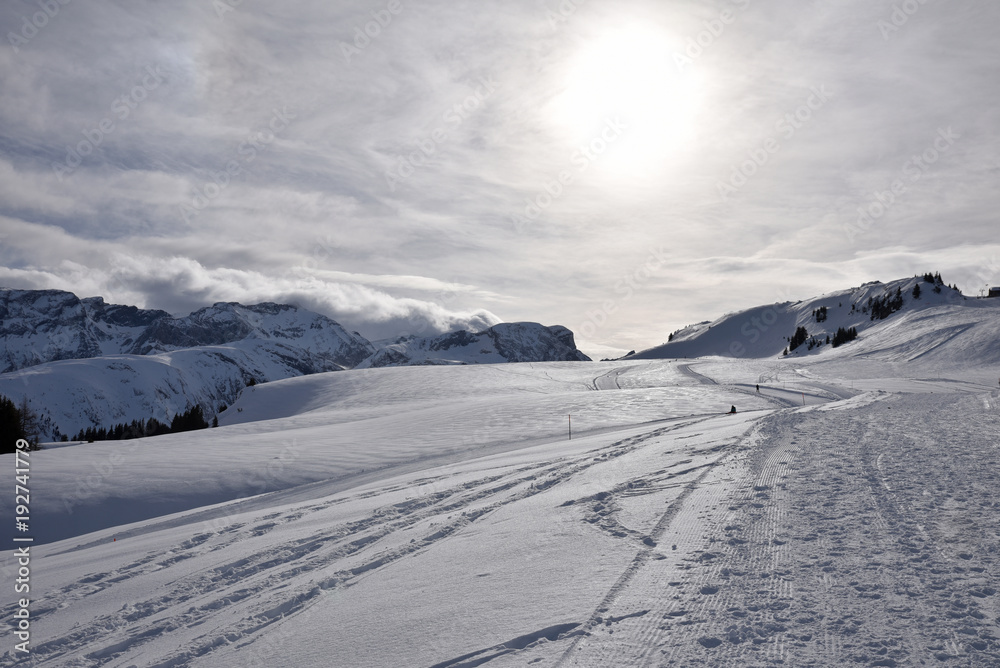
[1,0,999,358]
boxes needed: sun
[548,25,704,183]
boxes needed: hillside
[3,347,999,666]
[358,322,592,368]
[0,339,362,441]
[0,289,593,438]
[630,275,996,364]
[0,289,375,373]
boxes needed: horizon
[2,270,988,360]
[2,1,1000,359]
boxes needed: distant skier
[755,384,760,392]
[729,405,737,414]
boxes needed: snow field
[14,361,769,545]
[3,352,999,666]
[4,402,759,667]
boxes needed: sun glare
[549,25,704,184]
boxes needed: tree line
[0,395,41,454]
[71,405,212,443]
[0,394,214,452]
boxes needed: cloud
[0,225,502,340]
[1,0,999,357]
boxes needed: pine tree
[170,405,209,433]
[17,396,40,447]
[788,326,809,352]
[832,326,859,348]
[0,395,28,453]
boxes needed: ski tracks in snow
[523,392,1000,667]
[591,367,628,391]
[4,415,729,667]
[675,363,717,386]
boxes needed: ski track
[676,363,717,386]
[424,414,739,668]
[491,392,1000,667]
[592,367,627,391]
[3,416,730,667]
[9,367,1000,667]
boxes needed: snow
[3,289,1000,666]
[631,276,990,362]
[0,340,352,441]
[356,322,590,368]
[1,287,592,441]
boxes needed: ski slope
[2,347,999,666]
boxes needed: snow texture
[358,322,591,368]
[0,289,590,439]
[1,280,999,667]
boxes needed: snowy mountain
[0,290,591,438]
[5,349,1000,666]
[630,275,995,363]
[0,339,369,441]
[0,288,374,373]
[358,322,592,368]
[0,289,379,439]
[3,275,1000,666]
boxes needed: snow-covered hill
[0,288,374,373]
[0,289,381,439]
[0,290,593,438]
[631,275,997,364]
[358,322,592,368]
[2,276,1000,665]
[3,347,999,666]
[0,339,369,441]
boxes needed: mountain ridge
[358,322,590,368]
[0,288,376,373]
[0,288,592,439]
[629,275,999,365]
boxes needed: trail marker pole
[568,414,572,440]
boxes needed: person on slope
[729,405,737,414]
